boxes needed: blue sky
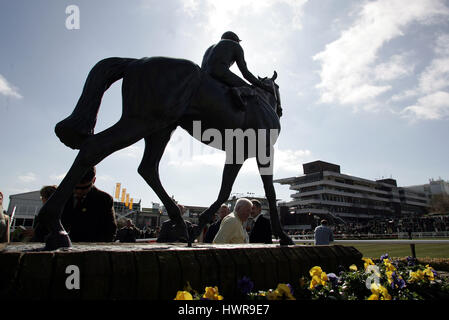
[1,0,449,210]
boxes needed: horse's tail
[55,57,136,149]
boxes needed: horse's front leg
[257,161,294,246]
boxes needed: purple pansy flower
[238,276,254,295]
[327,273,339,289]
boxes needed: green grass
[343,242,449,259]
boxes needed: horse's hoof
[189,225,201,243]
[44,231,72,251]
[279,233,294,246]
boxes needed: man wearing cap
[201,31,274,108]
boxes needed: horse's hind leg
[39,118,150,249]
[137,127,189,242]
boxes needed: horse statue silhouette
[35,56,294,249]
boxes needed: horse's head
[258,71,282,118]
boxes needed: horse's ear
[258,76,263,80]
[271,71,277,81]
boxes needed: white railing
[135,237,449,245]
[282,239,449,245]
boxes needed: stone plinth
[0,243,363,300]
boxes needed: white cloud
[397,33,449,121]
[313,0,449,109]
[183,0,307,32]
[114,145,144,159]
[96,174,114,183]
[50,173,66,182]
[401,91,449,121]
[273,148,312,174]
[175,0,308,75]
[390,89,419,102]
[168,150,225,168]
[0,74,22,98]
[435,33,449,56]
[418,57,449,94]
[166,142,312,177]
[18,172,37,183]
[374,54,414,81]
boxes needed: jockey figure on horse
[201,31,275,109]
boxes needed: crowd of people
[1,167,274,245]
[331,215,449,236]
[2,168,448,245]
[285,215,449,239]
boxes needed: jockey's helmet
[221,31,241,42]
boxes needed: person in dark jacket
[203,204,230,243]
[60,167,117,242]
[117,219,142,243]
[33,167,117,243]
[248,199,272,244]
[156,219,195,243]
[156,204,197,243]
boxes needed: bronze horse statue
[35,56,294,249]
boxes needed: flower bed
[174,254,449,300]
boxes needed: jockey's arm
[235,47,263,87]
[235,47,274,94]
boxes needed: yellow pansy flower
[174,291,193,300]
[349,264,358,271]
[321,272,328,283]
[368,293,379,300]
[266,289,281,300]
[423,266,435,281]
[362,258,375,270]
[203,286,223,300]
[369,283,391,301]
[386,270,393,284]
[309,275,322,289]
[384,259,396,272]
[309,266,323,277]
[276,284,296,300]
[409,270,425,283]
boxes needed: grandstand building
[404,179,449,198]
[274,161,429,225]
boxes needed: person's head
[234,198,252,223]
[178,204,186,215]
[221,31,241,43]
[40,185,57,203]
[217,204,230,219]
[250,199,262,218]
[74,167,96,199]
[321,219,328,226]
[0,191,3,206]
[126,219,133,227]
